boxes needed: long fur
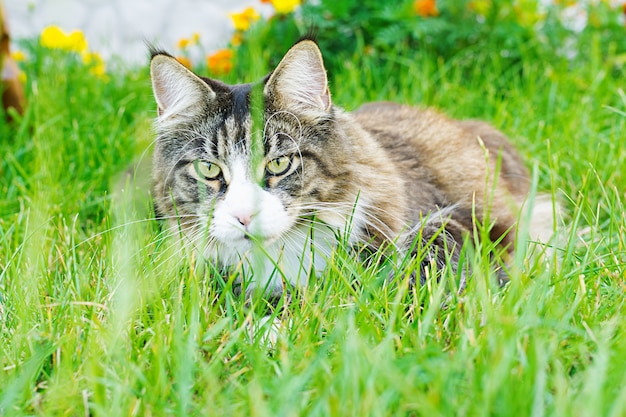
[149,40,555,295]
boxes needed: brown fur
[352,102,530,250]
[149,39,547,292]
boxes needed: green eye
[193,160,221,180]
[266,156,292,176]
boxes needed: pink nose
[235,214,252,227]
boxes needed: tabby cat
[149,39,550,298]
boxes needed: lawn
[1,5,626,416]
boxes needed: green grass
[1,35,625,416]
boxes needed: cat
[149,38,552,300]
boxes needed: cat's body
[149,39,547,297]
[353,102,530,249]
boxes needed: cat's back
[352,102,530,238]
[353,102,468,178]
[352,101,529,197]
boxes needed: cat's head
[150,40,357,262]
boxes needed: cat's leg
[395,214,470,293]
[243,287,294,349]
[233,267,293,315]
[413,215,515,290]
[234,255,297,349]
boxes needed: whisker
[291,201,401,241]
[281,225,335,258]
[73,216,196,249]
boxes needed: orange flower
[414,0,439,17]
[207,49,233,75]
[176,56,192,69]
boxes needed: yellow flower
[11,50,26,62]
[18,71,27,84]
[229,7,261,31]
[40,25,88,53]
[231,31,244,47]
[514,1,544,27]
[553,0,577,6]
[40,26,66,49]
[82,51,106,77]
[178,38,191,49]
[269,0,301,14]
[414,0,439,17]
[207,49,234,75]
[177,32,201,49]
[67,31,89,53]
[469,0,491,17]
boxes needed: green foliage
[231,0,626,82]
[2,41,152,222]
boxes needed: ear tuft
[264,40,331,116]
[150,54,215,120]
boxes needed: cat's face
[150,41,354,265]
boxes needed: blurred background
[5,0,626,68]
[5,0,264,64]
[3,0,626,118]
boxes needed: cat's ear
[264,40,331,116]
[150,53,215,120]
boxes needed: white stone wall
[6,0,268,66]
